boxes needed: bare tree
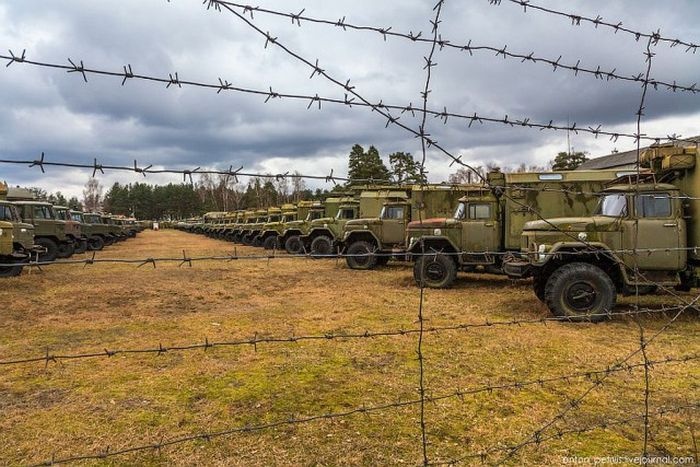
[82,178,103,212]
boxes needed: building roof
[576,135,700,171]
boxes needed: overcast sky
[1,0,699,198]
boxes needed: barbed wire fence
[0,0,697,465]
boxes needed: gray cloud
[1,0,699,197]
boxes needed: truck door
[461,202,498,256]
[624,192,682,270]
[381,204,409,247]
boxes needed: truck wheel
[36,238,58,262]
[74,239,88,254]
[88,236,105,251]
[346,241,378,270]
[413,254,456,288]
[263,236,278,250]
[104,235,115,246]
[533,273,547,302]
[252,236,263,247]
[285,235,304,255]
[57,241,75,258]
[544,262,616,323]
[0,263,23,277]
[310,236,333,258]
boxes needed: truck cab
[257,204,297,250]
[280,201,325,254]
[54,206,87,254]
[303,199,359,256]
[12,201,73,261]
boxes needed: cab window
[33,206,53,219]
[0,205,14,221]
[635,193,672,218]
[308,210,323,221]
[468,204,491,220]
[382,206,405,220]
[337,208,356,220]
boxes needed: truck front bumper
[502,256,533,279]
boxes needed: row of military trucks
[177,167,632,290]
[0,183,144,277]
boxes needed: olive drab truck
[280,200,325,254]
[406,170,625,289]
[54,206,88,254]
[301,196,359,256]
[82,213,114,248]
[72,211,104,251]
[229,209,258,243]
[7,188,75,262]
[0,182,37,276]
[341,185,475,270]
[240,209,269,246]
[503,142,700,322]
[257,204,297,250]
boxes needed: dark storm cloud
[1,0,699,196]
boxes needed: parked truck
[256,204,298,249]
[503,142,700,321]
[0,183,38,276]
[279,200,326,254]
[406,170,624,289]
[54,206,88,254]
[340,184,479,270]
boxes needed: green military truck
[503,142,700,321]
[241,209,271,246]
[279,200,326,254]
[301,197,359,256]
[54,206,88,254]
[81,212,114,248]
[256,204,297,249]
[228,210,257,243]
[0,183,38,276]
[101,214,127,242]
[71,211,104,250]
[340,185,480,270]
[406,170,623,288]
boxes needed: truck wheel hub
[565,281,597,310]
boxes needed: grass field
[1,229,698,466]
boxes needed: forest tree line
[28,146,587,220]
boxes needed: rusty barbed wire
[27,360,698,466]
[493,0,700,54]
[1,310,694,367]
[206,0,700,95]
[0,50,677,145]
[434,402,700,464]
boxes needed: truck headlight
[537,244,549,262]
[409,237,416,247]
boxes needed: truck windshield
[454,203,466,220]
[268,215,281,222]
[33,206,54,219]
[71,213,83,222]
[596,194,628,217]
[0,205,17,221]
[336,208,356,220]
[282,214,296,222]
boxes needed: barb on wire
[494,0,699,54]
[0,51,678,143]
[206,1,700,94]
[1,310,695,367]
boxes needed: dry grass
[0,230,698,466]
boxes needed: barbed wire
[493,0,700,54]
[207,0,700,95]
[0,51,679,145]
[27,358,697,466]
[434,402,700,464]
[1,308,693,367]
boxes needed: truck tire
[104,235,115,246]
[285,235,304,255]
[252,236,263,247]
[263,236,278,250]
[544,262,616,323]
[413,254,457,288]
[310,235,333,258]
[74,239,88,254]
[0,262,23,277]
[346,241,378,270]
[88,236,105,251]
[36,237,58,262]
[57,241,75,258]
[533,273,547,302]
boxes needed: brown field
[1,229,698,466]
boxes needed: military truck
[81,212,114,248]
[406,170,624,288]
[503,142,700,321]
[101,214,127,242]
[301,190,408,257]
[253,205,295,249]
[341,185,486,269]
[279,200,326,254]
[240,209,270,246]
[71,211,103,250]
[54,206,88,254]
[0,183,38,276]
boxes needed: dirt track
[0,229,698,465]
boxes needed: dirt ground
[0,229,698,466]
